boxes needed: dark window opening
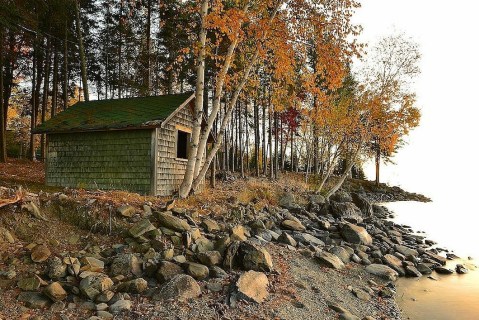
[177,130,189,159]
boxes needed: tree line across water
[0,0,421,198]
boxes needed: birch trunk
[178,0,208,198]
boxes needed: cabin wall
[156,105,204,196]
[46,130,153,194]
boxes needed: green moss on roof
[34,92,194,134]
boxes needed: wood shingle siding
[46,130,153,194]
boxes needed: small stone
[365,264,399,281]
[116,278,148,293]
[405,266,422,277]
[186,263,209,280]
[456,264,468,274]
[79,274,114,300]
[95,290,114,303]
[96,303,109,311]
[0,228,15,243]
[44,282,68,302]
[278,232,297,247]
[109,299,131,314]
[352,287,370,301]
[316,251,345,269]
[281,220,306,232]
[81,257,105,273]
[129,219,156,238]
[435,267,454,274]
[117,205,136,217]
[235,271,269,303]
[202,219,221,233]
[31,245,51,263]
[195,237,215,253]
[156,261,183,284]
[197,251,222,266]
[48,257,67,279]
[154,274,201,301]
[231,225,247,241]
[50,301,65,312]
[210,266,228,279]
[96,311,113,319]
[395,245,419,257]
[18,276,41,291]
[110,254,142,278]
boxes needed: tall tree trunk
[239,102,244,178]
[75,0,89,101]
[375,142,380,186]
[63,22,69,110]
[40,37,52,161]
[262,102,266,175]
[245,100,250,173]
[268,98,273,179]
[146,0,152,95]
[118,0,124,98]
[178,0,208,198]
[253,98,259,176]
[274,111,279,179]
[29,41,37,160]
[0,27,5,162]
[51,43,59,117]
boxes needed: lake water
[384,201,479,320]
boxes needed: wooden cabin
[33,92,203,196]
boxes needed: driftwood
[0,187,23,208]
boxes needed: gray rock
[456,264,468,274]
[154,274,201,301]
[330,191,353,203]
[416,263,432,275]
[330,201,363,223]
[395,245,419,257]
[341,223,372,245]
[435,267,454,274]
[109,299,131,314]
[352,287,371,301]
[96,311,113,319]
[110,254,142,278]
[18,276,41,291]
[195,237,215,253]
[351,193,373,217]
[157,212,191,232]
[17,292,50,309]
[209,266,228,279]
[365,264,399,281]
[129,219,156,238]
[156,261,184,284]
[239,241,273,272]
[330,246,351,264]
[278,232,297,247]
[279,192,297,209]
[235,271,269,303]
[294,233,325,246]
[405,266,422,277]
[316,251,345,269]
[423,251,447,265]
[202,219,221,233]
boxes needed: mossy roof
[33,92,194,134]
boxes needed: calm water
[384,201,479,320]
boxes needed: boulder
[395,245,419,257]
[81,257,105,273]
[341,223,372,245]
[195,237,215,253]
[330,191,353,203]
[281,220,306,232]
[31,244,51,263]
[365,264,399,281]
[405,266,422,277]
[383,254,405,276]
[351,193,373,217]
[156,261,184,284]
[329,247,351,264]
[316,251,345,269]
[278,192,297,210]
[210,266,228,279]
[110,254,142,278]
[235,271,269,303]
[157,212,191,232]
[79,274,114,300]
[294,233,325,247]
[116,278,148,293]
[416,263,433,275]
[155,274,201,301]
[456,264,468,274]
[435,267,454,275]
[43,282,67,302]
[230,225,247,241]
[423,251,447,265]
[129,219,156,238]
[330,202,363,223]
[239,241,273,272]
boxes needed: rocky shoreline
[0,181,467,320]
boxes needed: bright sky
[353,0,479,199]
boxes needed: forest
[0,0,421,198]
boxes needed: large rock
[230,225,247,241]
[116,278,148,293]
[330,191,353,203]
[129,219,156,238]
[18,276,41,291]
[202,219,221,233]
[351,193,373,217]
[81,257,105,273]
[186,263,209,280]
[316,251,345,269]
[117,205,136,217]
[156,261,184,284]
[197,251,222,266]
[366,264,399,281]
[278,192,297,210]
[79,274,114,300]
[423,251,447,265]
[235,271,269,303]
[110,254,142,278]
[383,254,405,276]
[157,212,191,232]
[278,232,297,247]
[329,247,351,264]
[43,282,67,301]
[239,241,273,272]
[281,220,306,232]
[109,299,131,313]
[341,223,372,245]
[48,257,67,279]
[395,245,419,257]
[330,202,363,223]
[31,244,51,263]
[155,274,201,301]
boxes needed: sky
[352,0,479,199]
